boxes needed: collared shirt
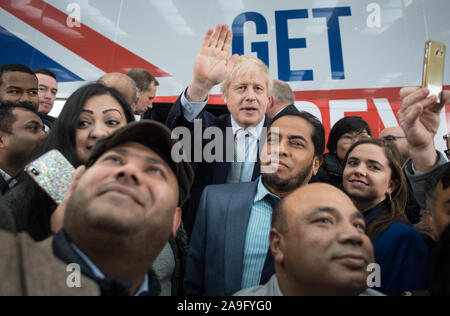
[70,242,149,296]
[180,89,209,122]
[241,176,279,289]
[0,169,12,182]
[181,89,265,182]
[0,168,17,189]
[230,116,265,182]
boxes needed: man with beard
[184,109,325,296]
[49,121,194,296]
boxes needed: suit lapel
[224,180,259,295]
[212,115,232,184]
[0,174,8,193]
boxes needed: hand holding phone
[50,165,86,233]
[24,149,75,204]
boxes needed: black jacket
[166,94,271,236]
[3,173,55,241]
[311,153,343,188]
[0,195,15,233]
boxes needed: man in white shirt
[166,24,273,235]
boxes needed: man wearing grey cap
[49,120,193,296]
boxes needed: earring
[389,193,392,201]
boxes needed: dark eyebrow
[288,135,308,143]
[6,86,25,90]
[366,159,384,167]
[268,132,308,142]
[109,148,168,167]
[26,119,43,125]
[103,109,122,115]
[80,109,122,115]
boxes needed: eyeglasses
[382,135,407,142]
[339,134,371,144]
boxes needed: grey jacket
[403,151,448,210]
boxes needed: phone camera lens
[436,49,444,57]
[31,168,40,176]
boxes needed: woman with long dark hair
[5,83,135,241]
[312,116,372,188]
[342,138,430,296]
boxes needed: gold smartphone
[422,40,446,103]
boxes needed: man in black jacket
[266,79,297,119]
[166,24,273,235]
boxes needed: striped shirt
[241,176,279,289]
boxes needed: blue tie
[227,129,248,183]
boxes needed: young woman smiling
[4,83,135,241]
[342,138,430,296]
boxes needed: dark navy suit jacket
[184,180,261,296]
[166,95,271,235]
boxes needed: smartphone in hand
[24,149,75,204]
[422,40,446,103]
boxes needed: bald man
[98,73,137,110]
[235,183,383,296]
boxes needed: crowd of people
[0,24,449,296]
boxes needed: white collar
[0,169,12,182]
[230,115,265,139]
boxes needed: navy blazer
[277,104,299,116]
[166,95,271,235]
[184,180,260,296]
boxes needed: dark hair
[0,64,37,87]
[271,109,325,156]
[0,101,38,134]
[327,116,372,153]
[426,162,450,214]
[343,138,409,240]
[126,68,159,92]
[34,83,135,167]
[430,224,450,296]
[34,68,57,80]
